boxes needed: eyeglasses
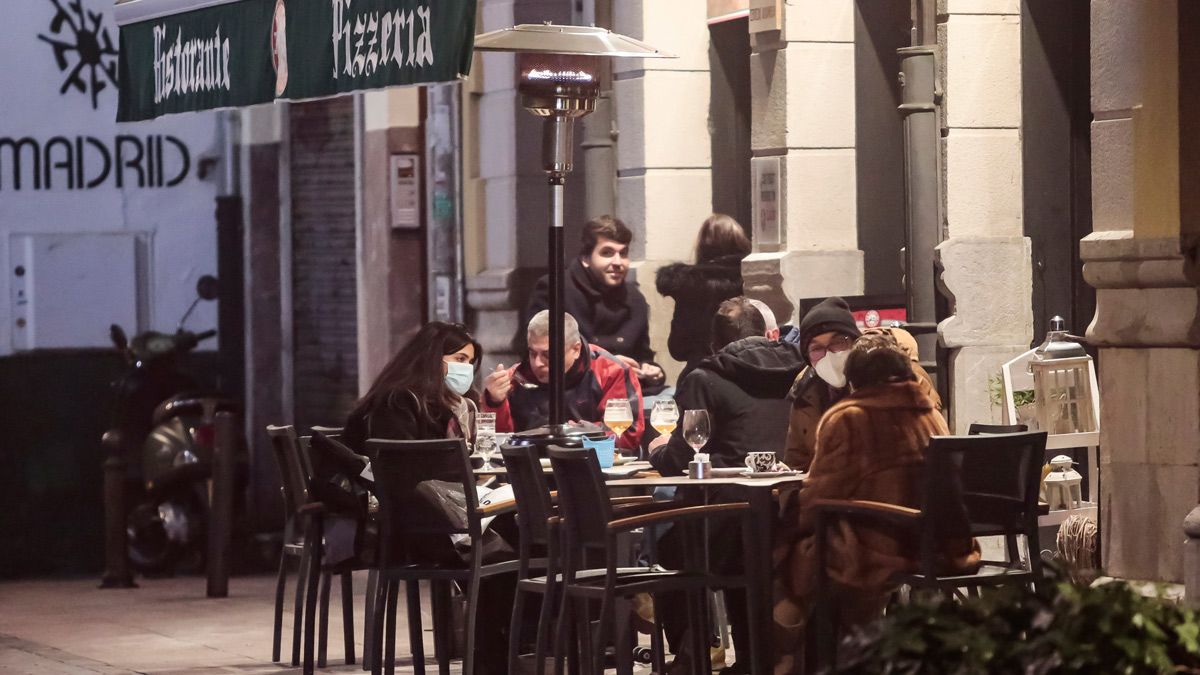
[807,334,855,362]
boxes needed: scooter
[106,275,239,574]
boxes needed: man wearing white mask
[783,296,940,471]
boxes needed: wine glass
[682,409,711,457]
[604,398,634,439]
[474,412,497,468]
[650,399,680,437]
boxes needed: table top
[607,473,805,489]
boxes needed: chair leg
[385,579,400,675]
[303,522,323,675]
[592,589,614,675]
[429,581,448,675]
[407,581,426,675]
[574,596,594,675]
[650,594,666,675]
[535,582,557,675]
[371,578,389,675]
[363,570,379,671]
[342,571,356,665]
[272,551,289,662]
[687,589,707,675]
[319,571,332,668]
[509,586,528,674]
[464,575,482,675]
[293,545,309,667]
[614,598,633,675]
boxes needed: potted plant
[988,373,1038,430]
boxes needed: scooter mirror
[110,324,128,351]
[196,275,219,301]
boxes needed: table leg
[745,487,772,674]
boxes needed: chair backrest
[968,423,1028,435]
[267,424,310,517]
[547,445,614,548]
[500,443,554,545]
[311,425,344,439]
[921,432,1048,572]
[367,438,479,565]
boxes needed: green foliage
[988,373,1035,409]
[830,575,1200,675]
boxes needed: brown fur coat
[772,379,978,670]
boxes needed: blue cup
[584,436,616,469]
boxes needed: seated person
[647,297,806,674]
[772,334,979,674]
[524,215,666,392]
[784,297,941,471]
[484,309,645,451]
[648,296,805,474]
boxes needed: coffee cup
[744,451,777,473]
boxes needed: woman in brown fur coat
[772,334,978,673]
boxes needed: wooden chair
[812,431,1048,667]
[548,446,751,675]
[366,438,521,675]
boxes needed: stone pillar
[1082,0,1192,582]
[934,0,1033,432]
[611,0,714,381]
[465,0,581,374]
[743,0,864,327]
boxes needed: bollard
[207,411,238,597]
[100,430,136,588]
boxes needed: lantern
[1029,317,1096,435]
[1043,454,1084,511]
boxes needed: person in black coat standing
[523,215,665,392]
[655,213,751,378]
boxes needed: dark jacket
[483,343,645,450]
[650,337,805,476]
[654,254,745,370]
[342,390,466,455]
[524,258,655,364]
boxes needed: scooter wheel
[633,646,653,664]
[126,488,206,575]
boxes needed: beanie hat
[798,297,861,362]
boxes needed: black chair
[501,443,668,674]
[548,446,751,675]
[968,423,1028,435]
[367,438,521,675]
[812,431,1048,666]
[266,425,356,673]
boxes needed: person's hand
[616,354,640,370]
[637,363,664,382]
[484,363,512,403]
[648,434,669,452]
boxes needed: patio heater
[473,24,674,429]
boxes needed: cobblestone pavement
[0,572,448,674]
[0,573,691,674]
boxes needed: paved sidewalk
[0,572,439,674]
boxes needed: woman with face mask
[343,321,482,451]
[781,297,941,472]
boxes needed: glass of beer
[650,399,680,437]
[604,398,634,438]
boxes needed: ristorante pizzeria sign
[116,0,477,122]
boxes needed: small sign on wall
[389,154,421,229]
[752,156,783,250]
[748,0,782,33]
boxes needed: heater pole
[548,175,566,427]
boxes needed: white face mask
[814,349,850,389]
[444,361,475,396]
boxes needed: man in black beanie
[782,297,863,470]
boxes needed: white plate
[740,470,801,479]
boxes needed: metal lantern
[1043,454,1084,511]
[473,24,674,428]
[1029,316,1097,435]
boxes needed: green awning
[115,0,476,121]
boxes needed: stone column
[743,0,864,327]
[611,0,714,381]
[465,0,582,374]
[1082,0,1191,582]
[934,0,1033,432]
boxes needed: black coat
[649,337,805,477]
[524,258,655,364]
[654,254,745,370]
[342,390,460,455]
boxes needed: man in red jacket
[483,310,645,450]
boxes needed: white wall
[0,0,221,355]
